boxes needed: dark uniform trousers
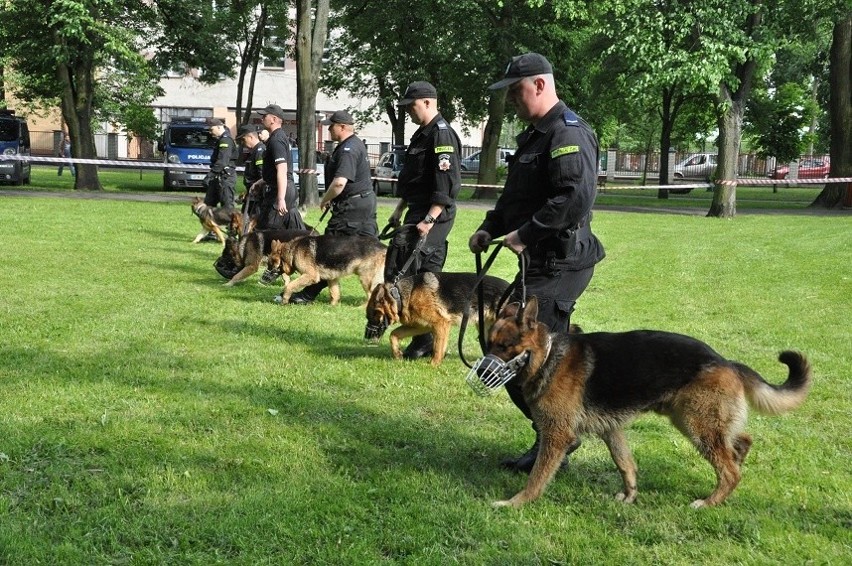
[384,216,453,282]
[204,171,237,209]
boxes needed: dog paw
[615,492,637,504]
[689,499,708,509]
[492,500,513,508]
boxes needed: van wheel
[373,180,380,195]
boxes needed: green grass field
[0,189,849,564]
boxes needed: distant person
[252,105,306,231]
[288,131,298,147]
[288,110,378,305]
[57,132,74,177]
[236,125,264,219]
[203,118,237,209]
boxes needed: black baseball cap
[257,104,286,120]
[206,117,225,126]
[398,81,438,106]
[488,53,553,90]
[236,125,259,139]
[321,110,355,125]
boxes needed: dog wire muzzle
[458,245,528,369]
[364,280,404,340]
[464,350,530,397]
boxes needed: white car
[373,147,406,196]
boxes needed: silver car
[674,153,717,180]
[460,148,514,172]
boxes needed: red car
[769,157,830,179]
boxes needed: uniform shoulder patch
[551,145,579,159]
[563,110,579,125]
[434,145,454,153]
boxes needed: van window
[0,121,18,142]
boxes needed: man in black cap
[468,53,605,473]
[236,124,264,220]
[252,104,305,231]
[288,110,378,305]
[387,80,462,359]
[204,117,237,209]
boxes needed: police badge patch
[438,154,451,171]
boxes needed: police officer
[387,81,462,359]
[289,110,378,305]
[253,104,305,231]
[468,53,605,473]
[236,124,264,220]
[203,118,237,209]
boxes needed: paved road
[0,188,848,217]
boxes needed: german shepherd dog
[480,297,811,509]
[365,272,510,366]
[190,196,234,245]
[218,228,316,286]
[266,234,387,305]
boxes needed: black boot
[403,333,434,360]
[501,432,581,474]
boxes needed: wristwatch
[423,214,436,224]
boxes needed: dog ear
[521,296,539,328]
[499,302,520,319]
[270,240,282,253]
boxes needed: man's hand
[276,195,288,215]
[388,209,402,228]
[502,230,526,255]
[468,230,492,253]
[416,220,434,237]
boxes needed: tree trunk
[57,55,101,190]
[657,86,681,199]
[236,6,267,127]
[295,0,329,208]
[707,7,761,218]
[812,12,851,209]
[474,91,507,199]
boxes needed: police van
[0,110,32,185]
[158,117,217,190]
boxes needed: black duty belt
[339,191,373,201]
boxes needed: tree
[294,0,330,207]
[0,1,234,190]
[812,11,852,208]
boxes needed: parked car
[373,147,406,196]
[460,148,514,172]
[768,157,830,180]
[674,153,717,181]
[291,147,325,193]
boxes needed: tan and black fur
[485,297,811,509]
[266,234,387,305]
[190,196,234,245]
[366,272,510,366]
[222,228,316,286]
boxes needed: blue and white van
[0,110,31,185]
[158,117,217,190]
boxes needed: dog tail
[734,351,811,415]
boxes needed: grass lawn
[0,188,849,564]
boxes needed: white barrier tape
[0,154,328,174]
[6,154,848,190]
[716,177,852,186]
[599,178,852,190]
